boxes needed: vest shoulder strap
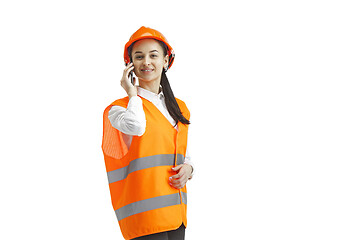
[111,96,130,108]
[175,97,190,120]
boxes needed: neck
[138,77,161,94]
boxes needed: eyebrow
[134,50,159,54]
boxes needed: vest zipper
[174,129,183,204]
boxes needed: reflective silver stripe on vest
[107,154,185,184]
[181,191,187,205]
[115,193,182,221]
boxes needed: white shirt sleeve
[184,147,194,179]
[184,128,194,179]
[108,96,146,136]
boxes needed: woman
[102,26,194,240]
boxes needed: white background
[1,0,359,239]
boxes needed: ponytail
[160,70,190,126]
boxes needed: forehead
[132,39,163,53]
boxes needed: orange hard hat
[124,26,175,70]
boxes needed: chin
[137,76,153,82]
[137,74,161,82]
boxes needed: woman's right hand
[121,63,137,98]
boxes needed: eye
[135,55,143,60]
[151,54,158,58]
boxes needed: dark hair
[160,70,190,125]
[128,40,190,126]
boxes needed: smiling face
[131,39,169,84]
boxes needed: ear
[163,55,169,69]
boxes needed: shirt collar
[137,86,164,103]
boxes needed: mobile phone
[126,62,135,85]
[129,70,135,85]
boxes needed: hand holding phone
[121,62,137,98]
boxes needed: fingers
[172,165,182,171]
[125,62,134,69]
[169,164,191,189]
[171,171,185,181]
[120,63,137,97]
[123,63,134,81]
[169,178,186,189]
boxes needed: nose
[143,55,151,66]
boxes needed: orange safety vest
[102,96,190,240]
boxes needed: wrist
[184,164,193,179]
[128,89,137,98]
[184,163,193,172]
